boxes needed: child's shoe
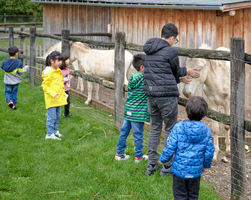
[8,100,13,109]
[63,114,71,119]
[135,155,148,163]
[12,105,17,110]
[55,131,63,137]
[45,133,61,140]
[115,153,130,161]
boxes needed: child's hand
[54,94,59,100]
[187,68,200,78]
[180,76,192,84]
[203,167,209,172]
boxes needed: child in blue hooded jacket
[1,46,28,110]
[160,96,215,200]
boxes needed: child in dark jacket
[60,53,73,118]
[1,46,28,110]
[160,96,215,200]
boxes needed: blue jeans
[116,119,145,158]
[46,106,61,136]
[5,84,19,105]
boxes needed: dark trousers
[147,97,178,166]
[64,91,70,116]
[173,175,201,200]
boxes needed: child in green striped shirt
[115,54,150,163]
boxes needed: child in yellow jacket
[42,51,67,140]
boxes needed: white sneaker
[135,155,148,163]
[45,133,61,140]
[55,131,62,137]
[115,153,130,161]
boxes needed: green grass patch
[0,56,222,199]
[0,37,43,49]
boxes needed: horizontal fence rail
[0,22,43,26]
[0,15,42,17]
[4,29,251,62]
[54,33,112,37]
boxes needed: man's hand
[203,167,209,172]
[54,94,59,100]
[187,68,200,78]
[180,76,192,84]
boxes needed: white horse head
[69,42,91,64]
[183,44,212,98]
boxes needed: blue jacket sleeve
[203,128,215,168]
[160,125,178,163]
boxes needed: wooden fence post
[9,26,14,47]
[107,24,112,42]
[62,29,70,54]
[4,13,6,32]
[114,32,125,130]
[29,27,36,87]
[33,14,35,23]
[20,26,25,66]
[230,37,246,199]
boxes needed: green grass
[0,37,43,49]
[0,53,222,199]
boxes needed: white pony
[69,42,134,105]
[183,44,230,162]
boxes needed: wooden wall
[43,4,250,52]
[43,4,251,106]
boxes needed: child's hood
[143,38,170,55]
[182,120,206,144]
[43,66,62,76]
[43,67,54,76]
[128,72,143,89]
[1,58,22,72]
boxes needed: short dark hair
[161,23,179,39]
[186,96,208,121]
[59,52,70,70]
[132,54,145,71]
[8,46,19,56]
[46,51,63,66]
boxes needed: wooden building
[32,0,251,105]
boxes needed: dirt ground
[71,78,251,199]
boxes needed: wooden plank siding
[43,4,251,106]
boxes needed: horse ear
[69,41,73,46]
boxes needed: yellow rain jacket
[41,67,67,109]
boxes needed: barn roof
[31,0,251,11]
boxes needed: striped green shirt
[124,72,150,122]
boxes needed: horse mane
[209,46,230,75]
[42,42,62,59]
[199,43,212,50]
[73,42,91,50]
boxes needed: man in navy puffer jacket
[160,96,215,200]
[144,23,201,176]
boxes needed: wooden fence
[0,14,43,31]
[0,26,251,199]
